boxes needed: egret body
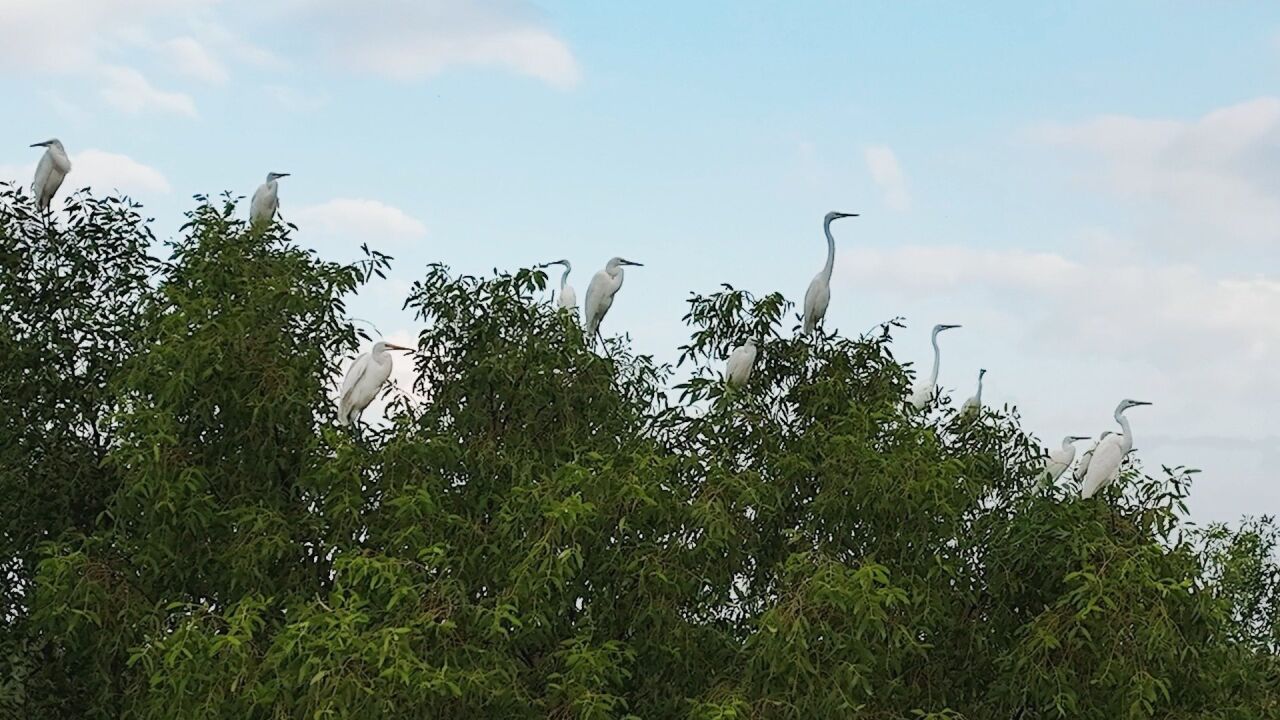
[1041,435,1091,484]
[543,259,577,310]
[802,211,858,335]
[250,172,289,226]
[725,339,758,387]
[31,139,71,211]
[960,368,986,416]
[908,323,960,409]
[1074,431,1114,483]
[337,340,413,426]
[1081,399,1152,499]
[584,256,642,340]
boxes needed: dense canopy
[2,186,1278,718]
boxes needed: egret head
[931,323,961,335]
[30,139,62,150]
[372,340,413,354]
[605,256,643,272]
[823,211,859,226]
[267,172,290,182]
[978,368,987,378]
[542,259,571,270]
[1117,398,1152,413]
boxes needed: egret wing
[32,152,54,206]
[250,183,275,223]
[338,353,371,421]
[559,284,577,310]
[583,271,612,332]
[1081,436,1124,499]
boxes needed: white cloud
[161,36,229,84]
[294,199,427,243]
[73,150,172,194]
[836,240,1279,522]
[263,84,330,112]
[1035,97,1280,248]
[0,149,169,198]
[843,244,1279,369]
[295,0,581,89]
[0,1,222,72]
[864,145,910,211]
[0,0,278,115]
[99,65,198,116]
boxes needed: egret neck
[821,214,838,282]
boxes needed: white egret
[1081,399,1152,499]
[725,339,758,387]
[802,211,858,335]
[908,323,961,409]
[542,259,577,310]
[337,340,414,426]
[1041,435,1091,484]
[250,172,289,226]
[1074,431,1114,483]
[30,139,71,211]
[960,368,986,416]
[584,257,642,342]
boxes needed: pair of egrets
[1038,399,1151,498]
[538,257,643,340]
[906,323,987,415]
[713,210,857,391]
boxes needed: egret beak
[621,260,643,267]
[30,141,51,148]
[1130,400,1152,407]
[385,343,414,352]
[834,212,859,218]
[277,172,290,178]
[942,324,961,330]
[1069,435,1091,441]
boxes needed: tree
[2,189,1277,718]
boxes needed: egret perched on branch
[337,340,414,426]
[542,259,577,310]
[584,257,642,342]
[30,139,71,211]
[725,339,758,387]
[1074,431,1114,483]
[1081,399,1152,499]
[908,323,961,409]
[960,368,986,416]
[1041,435,1091,484]
[802,211,858,335]
[250,172,289,226]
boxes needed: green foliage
[2,189,1278,718]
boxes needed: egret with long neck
[1081,399,1152,499]
[30,139,71,211]
[337,340,414,427]
[584,256,642,342]
[802,211,858,335]
[909,323,960,409]
[1042,435,1091,485]
[960,368,986,416]
[250,171,289,226]
[542,259,576,311]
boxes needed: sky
[1,0,1277,525]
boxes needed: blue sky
[2,0,1278,524]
